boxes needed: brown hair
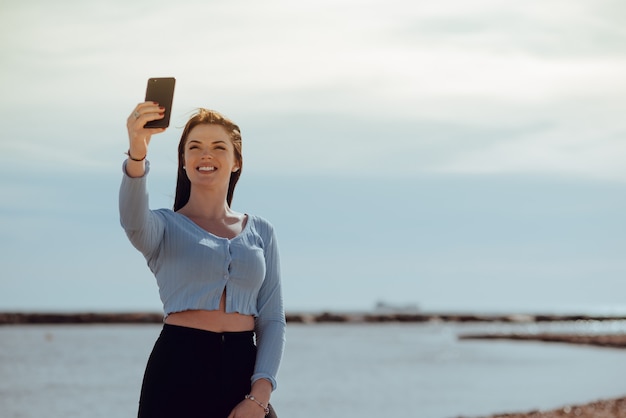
[173,109,243,210]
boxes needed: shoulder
[247,214,277,237]
[154,208,175,217]
[152,208,179,223]
[247,214,274,229]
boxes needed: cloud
[1,0,624,181]
[434,131,626,181]
[387,1,626,55]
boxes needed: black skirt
[138,324,257,418]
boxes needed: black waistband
[161,323,255,343]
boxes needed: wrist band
[244,394,270,415]
[125,149,146,162]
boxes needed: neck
[181,188,231,220]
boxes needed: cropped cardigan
[119,161,285,389]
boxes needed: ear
[232,166,240,173]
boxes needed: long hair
[173,109,243,211]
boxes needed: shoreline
[458,332,626,350]
[471,396,626,418]
[1,311,625,325]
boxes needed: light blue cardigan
[119,161,285,389]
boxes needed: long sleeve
[252,222,286,391]
[119,160,165,260]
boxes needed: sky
[1,0,625,314]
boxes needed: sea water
[1,321,625,418]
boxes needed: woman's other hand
[227,398,268,418]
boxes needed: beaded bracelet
[125,149,146,162]
[244,394,270,415]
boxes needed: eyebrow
[187,139,228,145]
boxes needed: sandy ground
[482,396,626,418]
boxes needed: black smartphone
[144,77,176,128]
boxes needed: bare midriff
[165,291,255,332]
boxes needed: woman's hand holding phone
[125,77,176,177]
[125,101,166,177]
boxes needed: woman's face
[183,124,240,190]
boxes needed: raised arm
[119,103,168,257]
[125,102,166,177]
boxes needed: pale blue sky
[1,0,625,314]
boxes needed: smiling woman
[120,104,285,418]
[174,109,244,210]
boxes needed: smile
[197,166,216,172]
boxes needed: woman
[119,101,285,418]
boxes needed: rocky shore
[459,332,626,349]
[0,312,165,325]
[473,396,626,418]
[1,311,625,325]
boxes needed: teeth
[198,166,216,171]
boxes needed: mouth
[197,165,216,173]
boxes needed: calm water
[1,321,625,418]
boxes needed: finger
[127,115,165,137]
[131,111,164,126]
[128,105,164,123]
